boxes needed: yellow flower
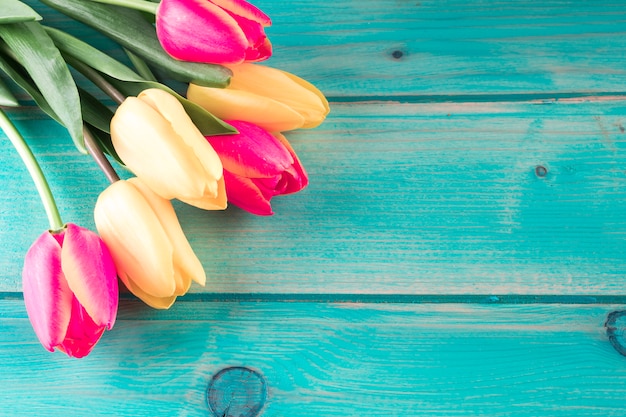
[111,88,226,210]
[94,178,206,309]
[187,63,330,132]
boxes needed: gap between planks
[2,292,626,305]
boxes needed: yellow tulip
[94,178,206,309]
[111,88,226,210]
[187,63,330,132]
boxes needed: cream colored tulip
[94,178,206,309]
[111,88,226,210]
[187,63,330,132]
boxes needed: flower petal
[61,223,118,330]
[227,63,329,128]
[273,132,309,194]
[210,0,271,26]
[22,230,73,352]
[223,170,273,215]
[156,0,248,64]
[207,120,293,178]
[57,296,105,358]
[138,89,223,196]
[123,278,178,310]
[111,96,210,200]
[129,177,207,287]
[178,175,228,213]
[224,12,271,62]
[94,180,177,298]
[187,83,304,132]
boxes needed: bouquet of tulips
[0,0,329,357]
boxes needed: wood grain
[1,300,625,416]
[2,100,624,294]
[15,0,626,101]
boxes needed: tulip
[110,88,226,210]
[205,120,308,215]
[94,177,206,309]
[156,0,272,64]
[188,63,330,132]
[22,223,118,358]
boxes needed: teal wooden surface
[2,300,626,416]
[255,0,626,97]
[2,0,626,415]
[2,100,625,294]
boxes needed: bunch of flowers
[0,0,329,357]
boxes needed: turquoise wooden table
[2,0,626,415]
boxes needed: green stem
[83,125,120,184]
[65,55,126,105]
[85,0,159,14]
[0,109,64,231]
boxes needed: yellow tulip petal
[128,178,207,288]
[188,84,305,132]
[111,96,208,200]
[94,180,176,298]
[178,176,228,215]
[227,63,329,128]
[279,69,330,128]
[123,277,177,310]
[138,89,223,196]
[173,269,192,296]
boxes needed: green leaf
[44,26,236,136]
[0,75,19,106]
[40,0,232,88]
[0,52,62,123]
[106,75,238,136]
[44,26,144,83]
[0,21,84,152]
[0,0,42,24]
[78,87,114,134]
[84,122,123,166]
[124,48,158,82]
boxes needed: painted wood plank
[15,0,626,100]
[1,300,625,416]
[1,100,625,294]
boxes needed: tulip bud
[22,223,118,358]
[156,0,272,64]
[94,178,206,309]
[206,120,308,215]
[188,63,330,132]
[110,88,226,210]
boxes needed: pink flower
[156,0,272,64]
[206,120,308,215]
[22,223,118,358]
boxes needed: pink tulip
[22,223,118,358]
[205,120,308,215]
[156,0,272,64]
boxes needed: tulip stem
[85,0,159,14]
[65,56,126,105]
[83,126,120,184]
[0,109,64,231]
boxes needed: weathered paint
[1,1,626,415]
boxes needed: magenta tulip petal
[61,223,118,330]
[225,13,271,62]
[22,230,73,352]
[157,0,248,64]
[211,0,271,26]
[57,297,105,358]
[207,121,293,178]
[223,170,273,215]
[274,132,309,194]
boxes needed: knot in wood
[605,311,626,357]
[207,366,267,417]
